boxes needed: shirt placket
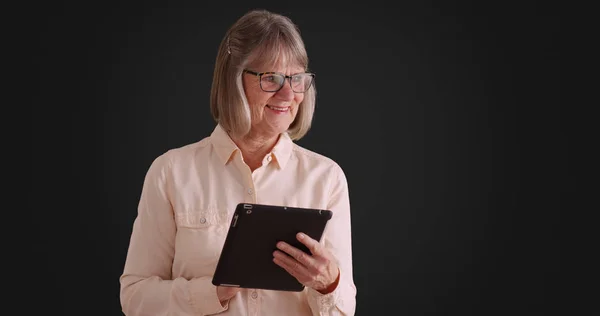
[247,289,260,316]
[236,152,268,315]
[245,169,257,204]
[245,153,272,204]
[233,153,258,204]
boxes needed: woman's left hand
[273,232,340,293]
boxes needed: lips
[266,105,289,112]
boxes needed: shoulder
[291,143,347,179]
[165,138,210,161]
[148,137,211,171]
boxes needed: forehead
[248,59,305,75]
[255,63,305,74]
[246,44,306,73]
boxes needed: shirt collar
[210,124,293,169]
[270,131,293,169]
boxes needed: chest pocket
[175,209,223,229]
[174,208,229,275]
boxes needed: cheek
[246,90,261,107]
[293,95,305,112]
[294,94,304,106]
[250,103,264,120]
[247,92,268,113]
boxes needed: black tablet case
[212,203,333,292]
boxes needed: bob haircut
[210,9,316,141]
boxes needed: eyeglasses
[243,69,315,93]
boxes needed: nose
[275,79,295,100]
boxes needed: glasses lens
[259,73,314,92]
[260,74,285,92]
[291,74,313,93]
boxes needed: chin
[268,118,293,131]
[272,125,291,135]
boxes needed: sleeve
[119,153,229,316]
[306,163,358,316]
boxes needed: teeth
[268,105,288,111]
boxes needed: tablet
[212,203,333,292]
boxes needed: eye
[263,75,276,82]
[264,74,284,84]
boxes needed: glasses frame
[243,69,315,93]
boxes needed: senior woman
[119,9,357,316]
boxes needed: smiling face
[210,10,317,141]
[242,60,306,139]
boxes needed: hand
[216,286,241,306]
[273,232,340,293]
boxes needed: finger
[272,250,308,272]
[273,256,300,279]
[296,233,324,257]
[276,241,316,268]
[273,250,311,281]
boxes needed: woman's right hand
[216,286,242,306]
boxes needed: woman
[120,9,357,316]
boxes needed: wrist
[217,286,239,306]
[317,268,340,295]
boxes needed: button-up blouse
[120,124,357,315]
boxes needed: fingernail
[297,233,304,239]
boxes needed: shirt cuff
[188,277,229,315]
[307,284,341,312]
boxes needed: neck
[231,130,280,170]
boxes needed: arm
[304,164,357,315]
[119,153,231,316]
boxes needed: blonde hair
[210,9,316,140]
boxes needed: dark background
[30,2,566,315]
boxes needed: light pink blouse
[120,124,357,315]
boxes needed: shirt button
[200,217,206,224]
[251,291,258,299]
[266,155,272,162]
[247,188,253,195]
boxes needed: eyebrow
[247,63,306,74]
[256,70,307,75]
